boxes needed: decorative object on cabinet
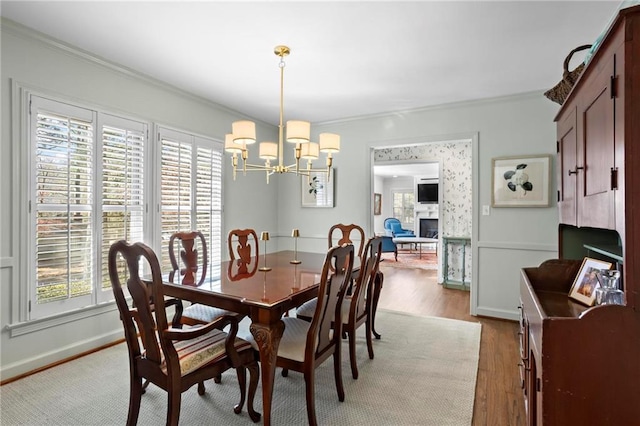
[543,44,592,105]
[568,257,613,306]
[491,155,551,207]
[301,170,334,207]
[594,269,625,306]
[373,193,381,215]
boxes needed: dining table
[162,249,381,425]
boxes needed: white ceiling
[1,1,621,124]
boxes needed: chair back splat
[328,223,365,259]
[168,231,207,286]
[228,229,259,261]
[227,229,260,281]
[109,240,261,426]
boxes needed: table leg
[250,320,285,426]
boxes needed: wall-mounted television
[417,183,438,203]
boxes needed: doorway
[370,138,474,289]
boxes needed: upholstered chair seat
[161,327,253,376]
[182,305,233,325]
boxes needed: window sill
[6,302,118,337]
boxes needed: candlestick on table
[290,228,302,264]
[259,231,272,271]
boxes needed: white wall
[0,20,279,379]
[277,94,560,320]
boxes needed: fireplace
[420,218,438,238]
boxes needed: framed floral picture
[491,155,551,207]
[568,257,613,306]
[301,170,335,208]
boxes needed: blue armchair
[380,236,398,261]
[383,218,415,238]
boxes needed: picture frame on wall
[568,257,613,306]
[373,193,381,215]
[301,170,335,208]
[491,155,551,207]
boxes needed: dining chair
[328,223,365,260]
[296,237,383,379]
[245,244,354,426]
[108,240,261,426]
[169,231,238,327]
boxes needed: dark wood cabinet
[557,17,619,231]
[521,5,640,425]
[520,260,640,426]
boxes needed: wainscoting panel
[475,244,557,320]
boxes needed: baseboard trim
[474,306,519,321]
[0,331,123,384]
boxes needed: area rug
[0,310,481,425]
[381,251,438,270]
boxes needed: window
[392,190,415,227]
[158,127,223,281]
[31,97,97,318]
[24,94,223,321]
[99,114,147,299]
[29,96,149,318]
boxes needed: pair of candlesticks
[258,229,302,272]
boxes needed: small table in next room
[392,237,438,258]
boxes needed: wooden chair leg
[366,316,375,360]
[167,390,181,426]
[348,328,359,380]
[333,346,345,402]
[214,374,222,384]
[197,381,206,395]
[281,368,289,377]
[141,379,150,394]
[304,370,318,426]
[127,378,143,426]
[233,367,247,414]
[247,361,262,423]
[371,272,384,339]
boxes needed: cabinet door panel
[557,107,577,226]
[578,54,615,229]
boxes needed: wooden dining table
[162,249,381,425]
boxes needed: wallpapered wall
[374,140,472,282]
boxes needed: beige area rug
[0,310,481,425]
[380,250,438,270]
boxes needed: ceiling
[1,1,621,124]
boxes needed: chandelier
[224,45,340,184]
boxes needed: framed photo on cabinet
[491,155,551,207]
[568,257,613,306]
[301,170,335,208]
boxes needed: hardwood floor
[376,264,526,426]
